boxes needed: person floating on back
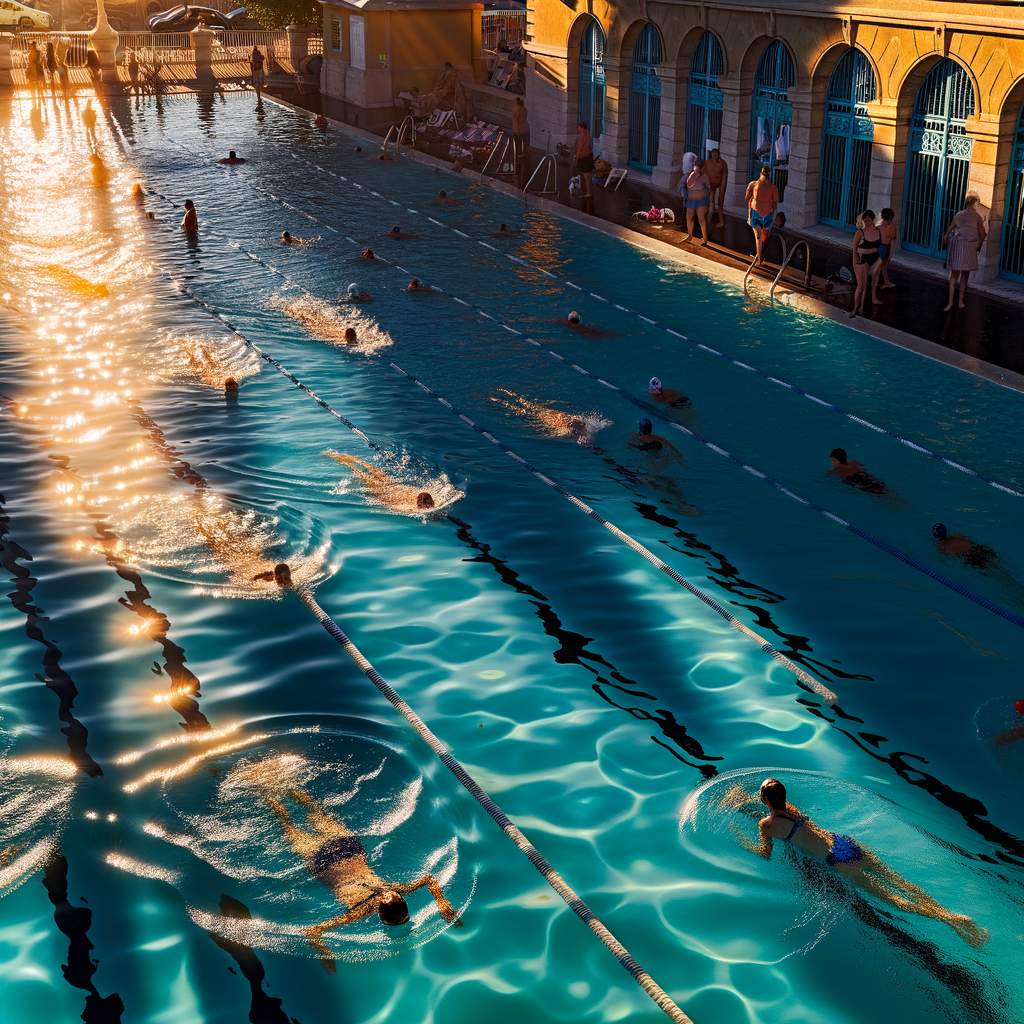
[218,150,246,165]
[828,448,886,494]
[931,523,999,570]
[180,199,198,234]
[724,778,986,946]
[647,377,689,408]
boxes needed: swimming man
[218,151,246,165]
[726,777,985,946]
[344,283,372,302]
[931,523,999,569]
[562,312,611,338]
[252,563,293,587]
[492,388,603,443]
[828,448,886,494]
[327,452,439,514]
[385,226,417,240]
[629,418,682,460]
[647,377,690,408]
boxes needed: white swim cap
[568,310,581,323]
[648,377,662,392]
[347,283,360,296]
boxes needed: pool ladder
[742,235,811,298]
[382,115,417,153]
[480,131,521,180]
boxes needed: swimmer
[258,786,459,960]
[89,152,109,186]
[562,311,612,338]
[343,327,357,345]
[628,418,682,460]
[344,283,372,302]
[725,778,986,947]
[378,150,393,162]
[251,562,292,587]
[314,114,328,129]
[492,388,603,443]
[828,448,886,494]
[995,699,1024,747]
[130,181,145,203]
[647,376,690,408]
[434,190,462,206]
[180,199,198,234]
[931,523,999,569]
[406,278,431,293]
[280,230,311,246]
[326,452,443,515]
[385,225,417,240]
[360,249,375,261]
[355,146,363,154]
[218,150,246,165]
[492,223,519,238]
[224,377,239,398]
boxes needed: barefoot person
[706,149,728,228]
[260,785,459,957]
[942,194,987,312]
[682,159,711,245]
[250,46,266,101]
[326,452,441,514]
[575,120,595,216]
[745,165,779,266]
[728,778,985,946]
[851,210,883,317]
[828,447,886,494]
[879,208,897,289]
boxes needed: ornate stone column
[0,33,13,92]
[652,63,684,190]
[781,84,817,228]
[965,112,1002,283]
[598,55,627,165]
[89,0,119,89]
[716,71,748,215]
[192,24,215,87]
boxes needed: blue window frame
[628,23,663,172]
[685,31,724,160]
[750,40,795,201]
[999,105,1024,280]
[578,18,605,141]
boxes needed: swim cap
[648,377,662,393]
[347,283,360,296]
[568,311,581,324]
[931,523,948,540]
[638,418,653,434]
[1015,699,1024,715]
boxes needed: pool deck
[266,93,1024,396]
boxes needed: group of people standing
[24,40,72,99]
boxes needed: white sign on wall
[349,15,366,70]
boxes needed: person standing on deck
[512,96,530,188]
[941,193,986,312]
[250,47,266,102]
[745,165,779,266]
[705,149,728,228]
[575,120,595,216]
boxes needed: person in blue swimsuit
[724,778,985,946]
[264,786,461,960]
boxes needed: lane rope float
[297,586,695,1024]
[267,139,1024,501]
[142,160,1024,635]
[138,180,839,704]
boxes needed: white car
[0,0,52,29]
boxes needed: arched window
[685,32,724,160]
[1000,105,1024,280]
[818,49,876,230]
[628,23,663,172]
[578,18,606,140]
[750,40,796,200]
[902,59,975,257]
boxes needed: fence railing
[481,10,527,51]
[10,31,89,67]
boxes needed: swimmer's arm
[994,722,1024,747]
[396,875,461,924]
[251,570,276,581]
[306,903,377,945]
[744,819,773,860]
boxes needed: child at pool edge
[722,778,986,946]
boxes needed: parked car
[0,0,52,30]
[146,4,246,31]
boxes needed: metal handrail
[742,232,788,292]
[769,240,812,300]
[524,153,557,196]
[382,124,398,151]
[480,131,509,179]
[397,115,416,147]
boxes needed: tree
[245,0,320,29]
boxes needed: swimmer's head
[830,447,848,465]
[932,522,948,541]
[416,491,435,510]
[758,778,787,810]
[438,190,447,199]
[378,891,410,926]
[224,377,239,394]
[407,278,420,290]
[344,327,357,342]
[567,311,581,324]
[638,418,653,436]
[362,249,374,259]
[568,417,587,437]
[146,211,155,220]
[499,223,508,232]
[184,199,195,211]
[228,150,237,159]
[648,376,662,395]
[130,181,144,199]
[1015,699,1024,716]
[391,225,400,234]
[281,230,292,242]
[273,563,292,587]
[347,282,361,297]
[355,146,363,153]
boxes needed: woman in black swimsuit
[851,209,883,317]
[263,785,461,958]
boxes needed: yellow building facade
[525,0,1024,285]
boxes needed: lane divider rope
[143,160,1024,635]
[269,141,1024,501]
[296,586,695,1024]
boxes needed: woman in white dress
[941,193,987,312]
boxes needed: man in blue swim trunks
[263,785,461,960]
[745,165,779,267]
[723,778,985,946]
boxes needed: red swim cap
[1015,699,1024,716]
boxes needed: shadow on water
[0,493,102,776]
[42,852,125,1024]
[207,895,303,1024]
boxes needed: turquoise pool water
[0,90,1022,1024]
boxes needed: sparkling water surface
[0,91,1022,1024]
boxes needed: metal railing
[9,31,89,67]
[481,9,527,51]
[524,153,557,196]
[743,232,788,292]
[769,240,812,299]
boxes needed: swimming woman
[327,452,439,514]
[491,388,607,443]
[726,778,985,946]
[562,311,611,338]
[647,377,690,408]
[261,786,460,958]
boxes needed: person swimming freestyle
[829,448,886,494]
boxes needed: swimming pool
[1,90,1022,1024]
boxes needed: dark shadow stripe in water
[0,493,102,777]
[207,895,303,1024]
[42,851,125,1024]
